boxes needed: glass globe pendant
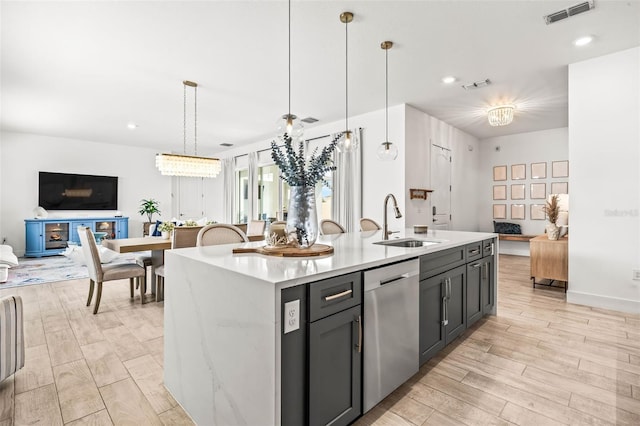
[377,41,398,161]
[337,12,358,153]
[277,0,303,141]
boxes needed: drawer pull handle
[324,289,352,301]
[471,263,481,269]
[469,248,480,255]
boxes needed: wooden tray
[232,244,334,257]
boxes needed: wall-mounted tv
[39,172,118,210]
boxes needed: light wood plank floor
[0,254,638,425]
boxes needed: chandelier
[487,105,515,127]
[156,80,221,178]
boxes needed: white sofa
[0,245,19,283]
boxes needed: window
[258,164,280,221]
[234,155,249,223]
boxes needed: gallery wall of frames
[492,160,569,221]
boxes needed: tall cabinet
[24,217,129,257]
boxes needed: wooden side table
[530,235,568,292]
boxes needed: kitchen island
[163,229,497,425]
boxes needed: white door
[430,144,451,230]
[174,177,205,220]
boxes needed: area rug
[1,253,141,289]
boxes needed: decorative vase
[286,185,318,248]
[161,231,170,240]
[546,223,560,240]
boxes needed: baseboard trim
[567,290,640,314]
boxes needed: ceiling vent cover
[462,79,491,90]
[301,117,319,123]
[544,1,594,24]
[219,143,233,147]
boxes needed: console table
[530,235,568,292]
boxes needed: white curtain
[332,128,363,232]
[222,157,234,223]
[247,151,258,222]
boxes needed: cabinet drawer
[465,242,483,262]
[482,238,495,257]
[309,272,362,322]
[420,246,465,280]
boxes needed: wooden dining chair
[196,224,248,246]
[320,219,346,235]
[359,218,381,231]
[78,227,146,314]
[154,226,203,302]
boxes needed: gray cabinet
[419,264,466,365]
[482,255,495,314]
[466,261,484,327]
[281,272,362,426]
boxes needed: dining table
[102,236,172,298]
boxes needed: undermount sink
[374,238,441,248]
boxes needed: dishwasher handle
[380,273,410,286]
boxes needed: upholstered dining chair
[154,226,203,301]
[247,220,266,236]
[359,218,382,231]
[78,227,146,314]
[320,219,347,235]
[196,224,248,246]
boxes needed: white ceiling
[2,1,639,155]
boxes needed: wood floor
[0,254,638,425]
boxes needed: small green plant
[138,199,161,223]
[183,220,198,227]
[206,220,218,225]
[158,221,175,232]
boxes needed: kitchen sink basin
[374,238,441,248]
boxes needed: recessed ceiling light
[574,36,593,46]
[127,123,138,130]
[442,76,457,84]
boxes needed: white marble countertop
[167,229,497,288]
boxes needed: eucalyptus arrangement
[270,133,342,187]
[270,132,342,248]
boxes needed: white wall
[567,47,640,313]
[0,132,172,255]
[405,105,481,232]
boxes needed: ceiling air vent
[219,143,233,147]
[301,117,319,123]
[462,79,491,90]
[544,1,594,24]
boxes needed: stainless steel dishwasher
[363,258,420,412]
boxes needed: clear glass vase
[286,185,318,248]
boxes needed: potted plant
[158,221,175,239]
[138,199,161,224]
[543,195,560,240]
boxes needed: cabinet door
[70,221,95,244]
[25,222,44,256]
[309,305,361,426]
[116,218,129,238]
[445,265,467,344]
[466,262,483,327]
[482,256,495,314]
[419,275,446,365]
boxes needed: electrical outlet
[633,269,640,281]
[283,300,300,334]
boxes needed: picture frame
[511,184,525,200]
[493,204,506,219]
[552,160,569,178]
[493,185,507,200]
[531,162,547,179]
[531,204,546,220]
[493,165,507,181]
[511,204,525,220]
[530,183,546,199]
[551,182,568,194]
[511,164,526,180]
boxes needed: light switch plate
[284,300,300,334]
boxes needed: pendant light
[377,41,398,161]
[156,81,221,178]
[337,11,357,153]
[276,0,303,141]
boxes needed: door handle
[432,206,437,215]
[442,297,448,326]
[482,262,488,280]
[354,315,362,353]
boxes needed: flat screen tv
[39,172,118,210]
